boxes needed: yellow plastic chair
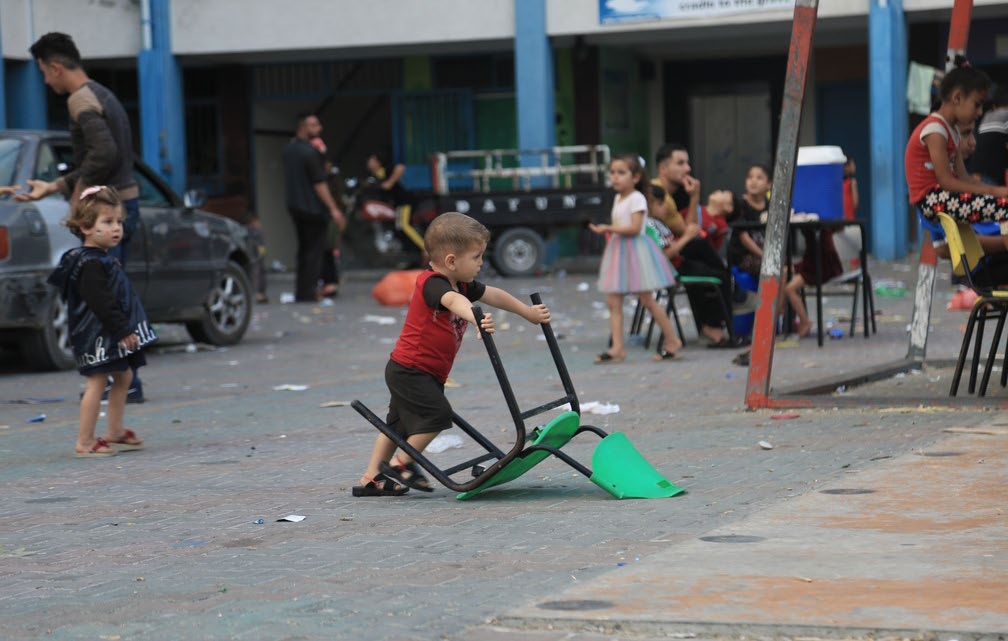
[935,213,1008,396]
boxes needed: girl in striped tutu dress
[590,154,681,364]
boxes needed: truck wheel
[185,261,252,345]
[491,227,546,277]
[21,290,75,371]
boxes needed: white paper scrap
[580,401,620,415]
[363,314,397,325]
[273,384,309,391]
[277,515,306,523]
[427,433,464,453]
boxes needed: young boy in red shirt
[353,212,552,496]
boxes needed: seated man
[366,152,412,209]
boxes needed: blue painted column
[514,0,556,166]
[0,26,6,129]
[138,0,187,194]
[868,0,909,260]
[6,61,48,130]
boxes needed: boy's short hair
[29,32,82,69]
[424,212,490,263]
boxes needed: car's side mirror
[183,189,206,209]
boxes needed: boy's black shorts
[385,360,452,436]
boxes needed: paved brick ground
[0,258,1000,640]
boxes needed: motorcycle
[339,172,435,269]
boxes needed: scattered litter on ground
[874,280,907,297]
[280,292,295,304]
[363,314,396,325]
[943,427,1008,435]
[253,518,264,524]
[273,384,309,391]
[758,441,774,450]
[0,425,9,429]
[776,339,798,348]
[771,413,800,420]
[579,401,620,415]
[25,414,45,423]
[319,401,350,408]
[577,282,590,291]
[427,433,465,453]
[8,397,63,404]
[277,515,306,523]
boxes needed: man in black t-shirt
[282,113,345,302]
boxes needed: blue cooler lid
[796,145,845,166]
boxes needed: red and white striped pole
[906,0,972,362]
[745,0,819,409]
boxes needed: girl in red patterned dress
[907,63,1008,237]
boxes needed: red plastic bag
[371,269,424,307]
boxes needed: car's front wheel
[185,261,252,345]
[22,290,76,371]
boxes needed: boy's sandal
[106,429,144,451]
[75,438,117,458]
[380,458,434,492]
[351,473,409,497]
[653,349,679,361]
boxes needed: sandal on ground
[707,335,750,349]
[653,349,679,361]
[105,429,144,451]
[732,350,751,367]
[594,352,626,365]
[75,438,117,458]
[380,457,434,492]
[319,283,339,298]
[351,473,409,497]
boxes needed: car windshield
[0,138,24,191]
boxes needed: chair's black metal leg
[668,288,684,347]
[814,228,824,347]
[850,278,859,337]
[951,306,979,396]
[978,309,1006,397]
[522,444,594,478]
[968,307,987,394]
[630,297,645,335]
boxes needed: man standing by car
[18,32,145,401]
[282,113,345,302]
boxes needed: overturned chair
[351,293,685,500]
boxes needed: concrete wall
[170,0,515,56]
[1,0,140,61]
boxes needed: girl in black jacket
[48,186,156,457]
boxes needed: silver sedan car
[0,130,258,370]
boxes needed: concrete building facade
[4,0,1008,264]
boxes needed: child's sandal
[380,457,434,492]
[351,473,409,497]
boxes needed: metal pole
[906,0,973,362]
[745,0,819,409]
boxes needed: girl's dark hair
[939,65,992,101]
[611,153,652,202]
[748,164,772,180]
[65,186,122,240]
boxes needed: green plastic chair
[352,293,686,500]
